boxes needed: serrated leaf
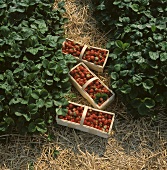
[42,59,49,69]
[149,51,159,60]
[120,84,131,94]
[37,99,44,108]
[46,79,53,86]
[56,108,67,116]
[143,79,154,90]
[120,70,129,77]
[114,64,121,72]
[115,40,124,49]
[144,98,155,108]
[26,47,39,55]
[45,100,53,108]
[155,94,164,103]
[160,53,167,61]
[113,48,122,55]
[31,92,39,100]
[109,53,117,59]
[111,72,119,80]
[122,43,130,50]
[130,4,139,12]
[28,104,38,114]
[15,112,23,116]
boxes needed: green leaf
[109,53,117,59]
[114,64,121,72]
[46,35,59,47]
[115,40,124,49]
[0,4,7,8]
[120,84,131,94]
[113,48,122,55]
[28,104,38,114]
[26,47,39,55]
[111,72,119,80]
[31,92,39,100]
[4,117,14,125]
[56,108,67,116]
[45,100,53,108]
[0,74,4,80]
[151,25,156,32]
[46,79,53,86]
[155,94,164,103]
[122,43,130,50]
[0,104,3,112]
[40,89,48,98]
[97,2,105,10]
[0,26,10,36]
[149,51,159,60]
[36,125,47,133]
[37,99,44,108]
[28,122,36,133]
[143,79,154,90]
[120,70,129,77]
[138,103,150,115]
[160,53,167,61]
[37,20,48,34]
[130,4,139,12]
[163,77,167,87]
[15,112,23,116]
[54,99,68,106]
[42,59,49,69]
[144,98,155,108]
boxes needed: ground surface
[0,1,167,170]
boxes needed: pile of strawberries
[83,109,113,132]
[62,39,108,66]
[58,103,84,124]
[70,65,94,86]
[84,79,112,106]
[82,48,107,66]
[62,39,83,57]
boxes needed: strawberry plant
[58,103,84,123]
[92,0,167,117]
[82,47,108,66]
[84,79,113,106]
[83,109,113,132]
[70,64,94,86]
[62,39,84,58]
[0,0,76,134]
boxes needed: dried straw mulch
[0,0,167,169]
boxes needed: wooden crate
[69,62,115,110]
[62,38,109,73]
[56,101,115,138]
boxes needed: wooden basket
[62,38,86,61]
[56,101,115,138]
[81,46,109,73]
[69,62,115,110]
[62,38,109,73]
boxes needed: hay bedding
[0,0,167,169]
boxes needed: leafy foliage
[0,0,76,134]
[92,0,167,117]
